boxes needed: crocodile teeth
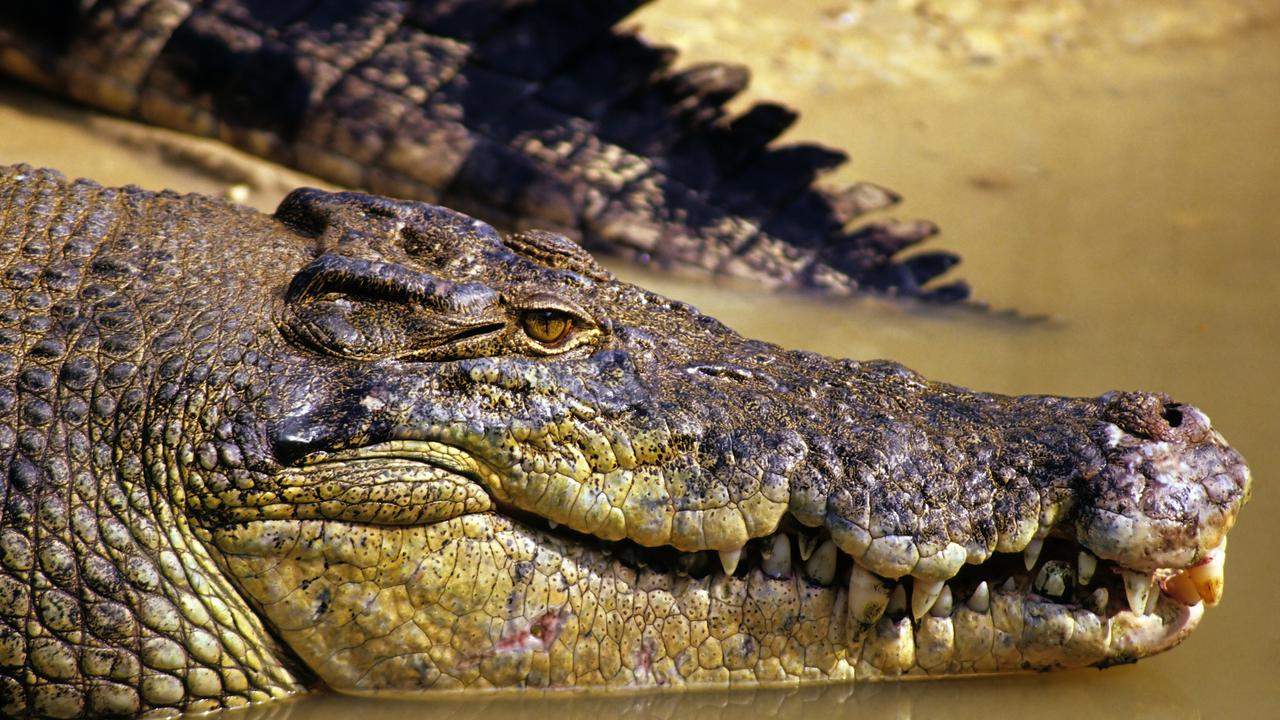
[1023,537,1044,571]
[886,584,908,616]
[1144,580,1160,614]
[849,563,892,624]
[1077,550,1098,585]
[805,540,838,585]
[967,581,990,612]
[1162,570,1202,606]
[1001,577,1018,594]
[718,548,742,576]
[547,520,559,530]
[797,535,819,561]
[1122,569,1155,615]
[761,534,791,579]
[911,578,945,620]
[1087,588,1110,615]
[929,585,953,618]
[1033,560,1072,599]
[1186,542,1227,606]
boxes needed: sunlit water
[0,7,1276,720]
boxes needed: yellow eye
[521,310,573,346]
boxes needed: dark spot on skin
[314,587,331,619]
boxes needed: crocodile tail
[0,0,967,301]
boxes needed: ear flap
[503,229,612,281]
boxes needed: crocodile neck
[0,167,302,717]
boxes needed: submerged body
[0,0,964,301]
[0,165,1250,717]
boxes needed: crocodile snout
[1101,390,1210,443]
[1077,391,1251,581]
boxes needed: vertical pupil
[526,311,569,343]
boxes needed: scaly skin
[0,0,965,301]
[0,165,1251,717]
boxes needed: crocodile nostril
[1101,390,1182,441]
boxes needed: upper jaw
[804,388,1248,622]
[266,387,1248,617]
[264,354,1251,596]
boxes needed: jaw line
[293,440,1217,620]
[272,438,1216,676]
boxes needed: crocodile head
[196,189,1250,692]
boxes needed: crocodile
[0,164,1252,717]
[0,0,967,302]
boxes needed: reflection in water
[218,672,1194,720]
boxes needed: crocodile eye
[521,310,573,346]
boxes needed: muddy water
[0,5,1277,720]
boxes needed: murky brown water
[0,4,1276,719]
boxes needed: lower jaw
[208,513,1202,694]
